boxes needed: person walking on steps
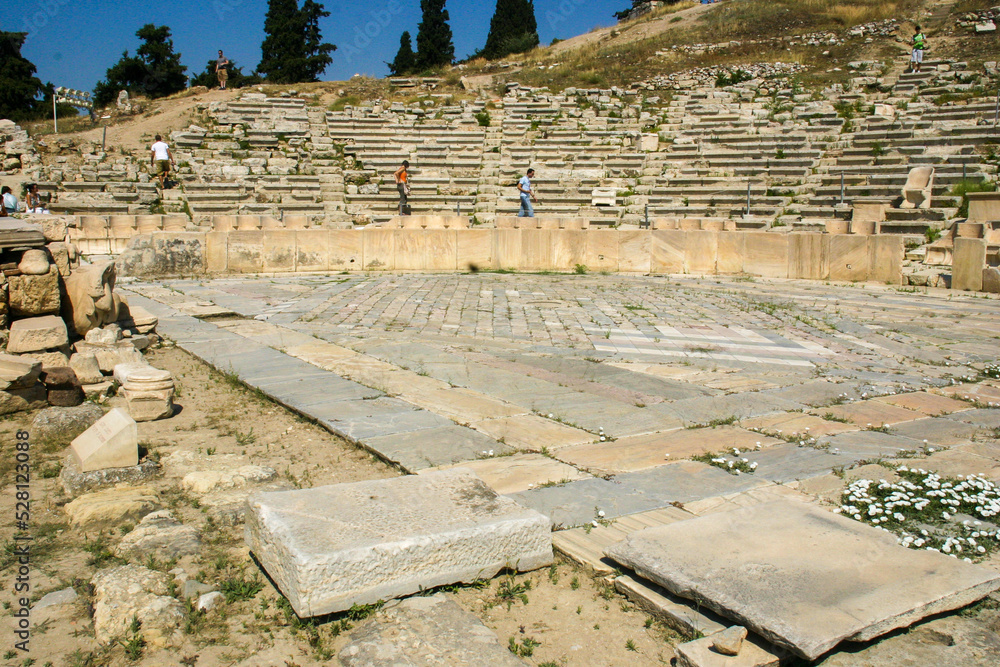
[394,160,411,215]
[216,50,231,89]
[150,135,176,190]
[517,168,538,218]
[911,26,927,73]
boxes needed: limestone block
[62,262,119,336]
[339,595,526,666]
[788,233,827,281]
[363,228,395,271]
[395,230,457,271]
[40,216,69,243]
[0,356,38,396]
[47,242,72,276]
[868,235,903,285]
[983,267,1000,294]
[70,407,138,472]
[520,230,555,271]
[619,230,652,273]
[123,387,174,422]
[70,352,105,384]
[8,265,60,317]
[227,231,264,273]
[91,565,183,645]
[114,510,202,560]
[205,231,228,273]
[552,230,586,270]
[592,188,617,206]
[457,229,495,271]
[60,456,161,499]
[585,230,619,272]
[605,500,1000,660]
[7,315,69,353]
[743,233,788,279]
[494,229,523,271]
[852,201,887,223]
[675,634,779,667]
[65,485,160,528]
[952,238,986,291]
[18,249,51,275]
[0,385,47,415]
[328,230,363,271]
[245,469,553,617]
[182,465,277,494]
[716,232,744,275]
[827,235,868,282]
[117,303,158,334]
[967,192,1000,224]
[294,230,329,272]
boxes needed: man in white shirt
[150,135,175,189]
[517,168,537,218]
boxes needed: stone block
[494,229,523,271]
[716,233,744,275]
[19,248,50,275]
[618,230,651,273]
[123,387,174,422]
[984,267,1000,294]
[687,231,719,274]
[521,230,555,271]
[7,265,61,317]
[605,500,1000,660]
[743,233,788,279]
[457,229,495,271]
[328,230,363,271]
[827,235,868,282]
[65,485,160,528]
[675,634,780,667]
[60,455,161,499]
[584,230,619,272]
[362,228,395,271]
[788,233,827,280]
[70,407,138,472]
[395,229,457,271]
[339,595,526,666]
[263,230,297,272]
[868,235,903,285]
[0,385,47,415]
[651,230,687,274]
[70,352,104,384]
[227,230,264,273]
[245,469,553,617]
[294,230,329,272]
[25,350,71,370]
[967,192,1000,224]
[952,238,987,291]
[205,231,228,273]
[6,315,68,353]
[0,353,42,390]
[551,230,586,271]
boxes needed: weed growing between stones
[492,574,532,610]
[117,616,146,661]
[838,468,1000,561]
[508,635,541,657]
[980,363,1000,380]
[220,574,264,602]
[693,450,758,475]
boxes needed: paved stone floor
[124,273,1000,529]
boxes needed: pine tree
[0,32,47,121]
[483,0,538,60]
[415,0,455,71]
[389,32,416,76]
[93,25,187,107]
[258,0,336,83]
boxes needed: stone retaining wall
[115,229,904,283]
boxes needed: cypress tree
[258,0,336,83]
[93,25,187,107]
[389,32,416,76]
[483,0,538,60]
[415,0,455,71]
[0,32,46,121]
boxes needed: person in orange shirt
[393,160,410,215]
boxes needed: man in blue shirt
[517,168,537,217]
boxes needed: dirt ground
[0,344,679,667]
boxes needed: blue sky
[15,0,628,93]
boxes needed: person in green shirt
[911,26,927,73]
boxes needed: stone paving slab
[403,386,528,422]
[873,391,971,416]
[245,469,552,617]
[654,393,804,427]
[745,444,849,483]
[363,425,511,472]
[675,634,781,667]
[739,413,857,438]
[339,595,527,666]
[471,414,594,451]
[311,397,455,442]
[530,392,683,438]
[615,461,768,505]
[555,427,782,475]
[938,384,1000,405]
[812,400,925,428]
[946,408,1000,429]
[430,452,591,494]
[903,443,1000,481]
[256,375,381,405]
[615,573,730,640]
[762,379,859,407]
[819,431,926,460]
[605,500,1000,660]
[891,417,980,446]
[507,477,669,529]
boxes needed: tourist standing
[394,160,411,215]
[150,135,176,190]
[517,168,537,218]
[911,26,926,73]
[216,50,230,89]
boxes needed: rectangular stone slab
[605,500,1000,660]
[245,469,552,617]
